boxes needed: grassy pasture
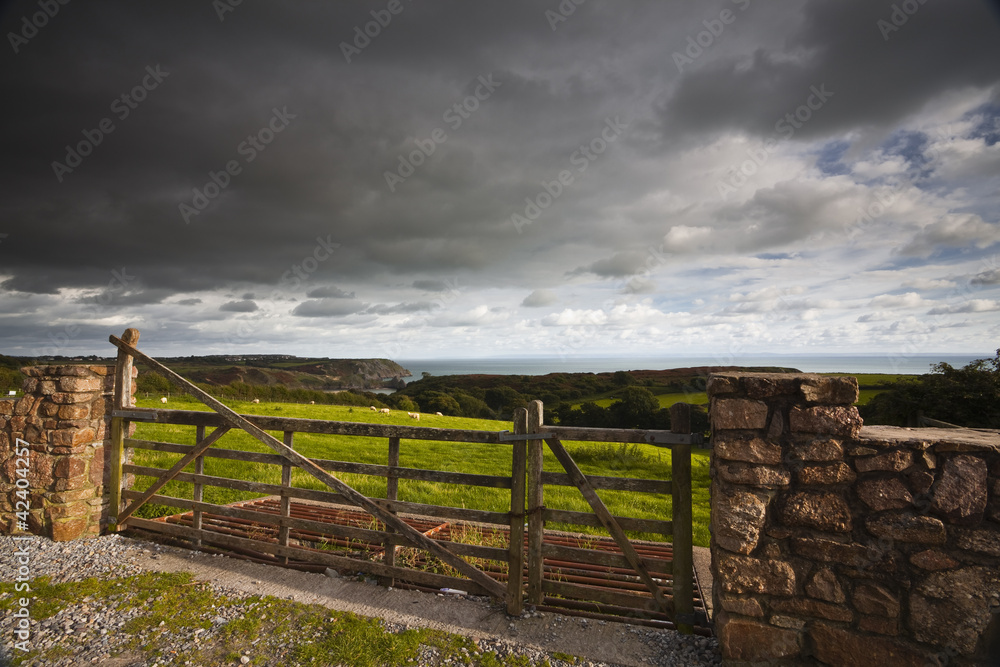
[129,395,712,547]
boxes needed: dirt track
[130,542,715,667]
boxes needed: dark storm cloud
[1,0,997,356]
[659,1,1000,142]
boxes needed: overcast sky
[1,0,998,361]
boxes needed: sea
[391,353,989,386]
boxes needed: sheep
[370,406,378,412]
[309,401,315,405]
[160,397,168,404]
[435,411,443,416]
[408,412,420,420]
[380,408,390,414]
[252,399,260,404]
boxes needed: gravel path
[0,534,721,667]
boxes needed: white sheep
[369,406,378,412]
[309,401,315,404]
[160,397,168,404]
[380,408,390,414]
[252,399,260,404]
[408,412,420,420]
[435,411,443,416]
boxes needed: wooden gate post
[526,400,545,607]
[507,409,527,615]
[669,402,694,635]
[108,328,139,531]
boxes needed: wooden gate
[107,329,703,631]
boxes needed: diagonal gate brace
[109,334,507,601]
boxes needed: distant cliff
[159,356,412,391]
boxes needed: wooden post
[507,409,527,616]
[382,436,400,585]
[279,431,294,564]
[108,328,139,531]
[193,424,205,549]
[526,400,544,607]
[669,402,694,634]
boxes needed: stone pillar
[708,373,858,663]
[0,364,137,541]
[708,372,1000,665]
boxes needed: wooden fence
[106,329,702,631]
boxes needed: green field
[130,395,711,547]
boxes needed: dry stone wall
[708,372,1000,666]
[0,365,136,541]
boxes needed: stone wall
[708,372,1000,666]
[0,364,136,541]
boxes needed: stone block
[909,549,958,571]
[769,615,806,630]
[54,474,91,492]
[39,401,60,418]
[47,502,91,521]
[744,376,799,399]
[770,597,853,622]
[706,375,739,397]
[790,438,844,461]
[800,376,859,405]
[857,478,913,511]
[767,409,784,439]
[57,404,90,420]
[50,488,96,503]
[854,449,913,473]
[931,454,987,525]
[907,470,934,495]
[852,582,899,617]
[810,623,928,667]
[51,391,99,404]
[713,488,767,554]
[716,462,791,487]
[89,446,105,487]
[716,552,796,596]
[714,436,782,465]
[778,491,852,532]
[789,405,862,437]
[910,566,1000,655]
[719,597,764,617]
[58,377,103,393]
[2,453,54,488]
[0,399,14,414]
[790,537,871,567]
[859,615,899,636]
[51,517,89,542]
[712,399,768,431]
[805,567,845,603]
[51,428,97,447]
[865,512,946,544]
[716,612,801,662]
[799,462,856,485]
[953,526,1000,557]
[37,381,57,396]
[53,457,88,480]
